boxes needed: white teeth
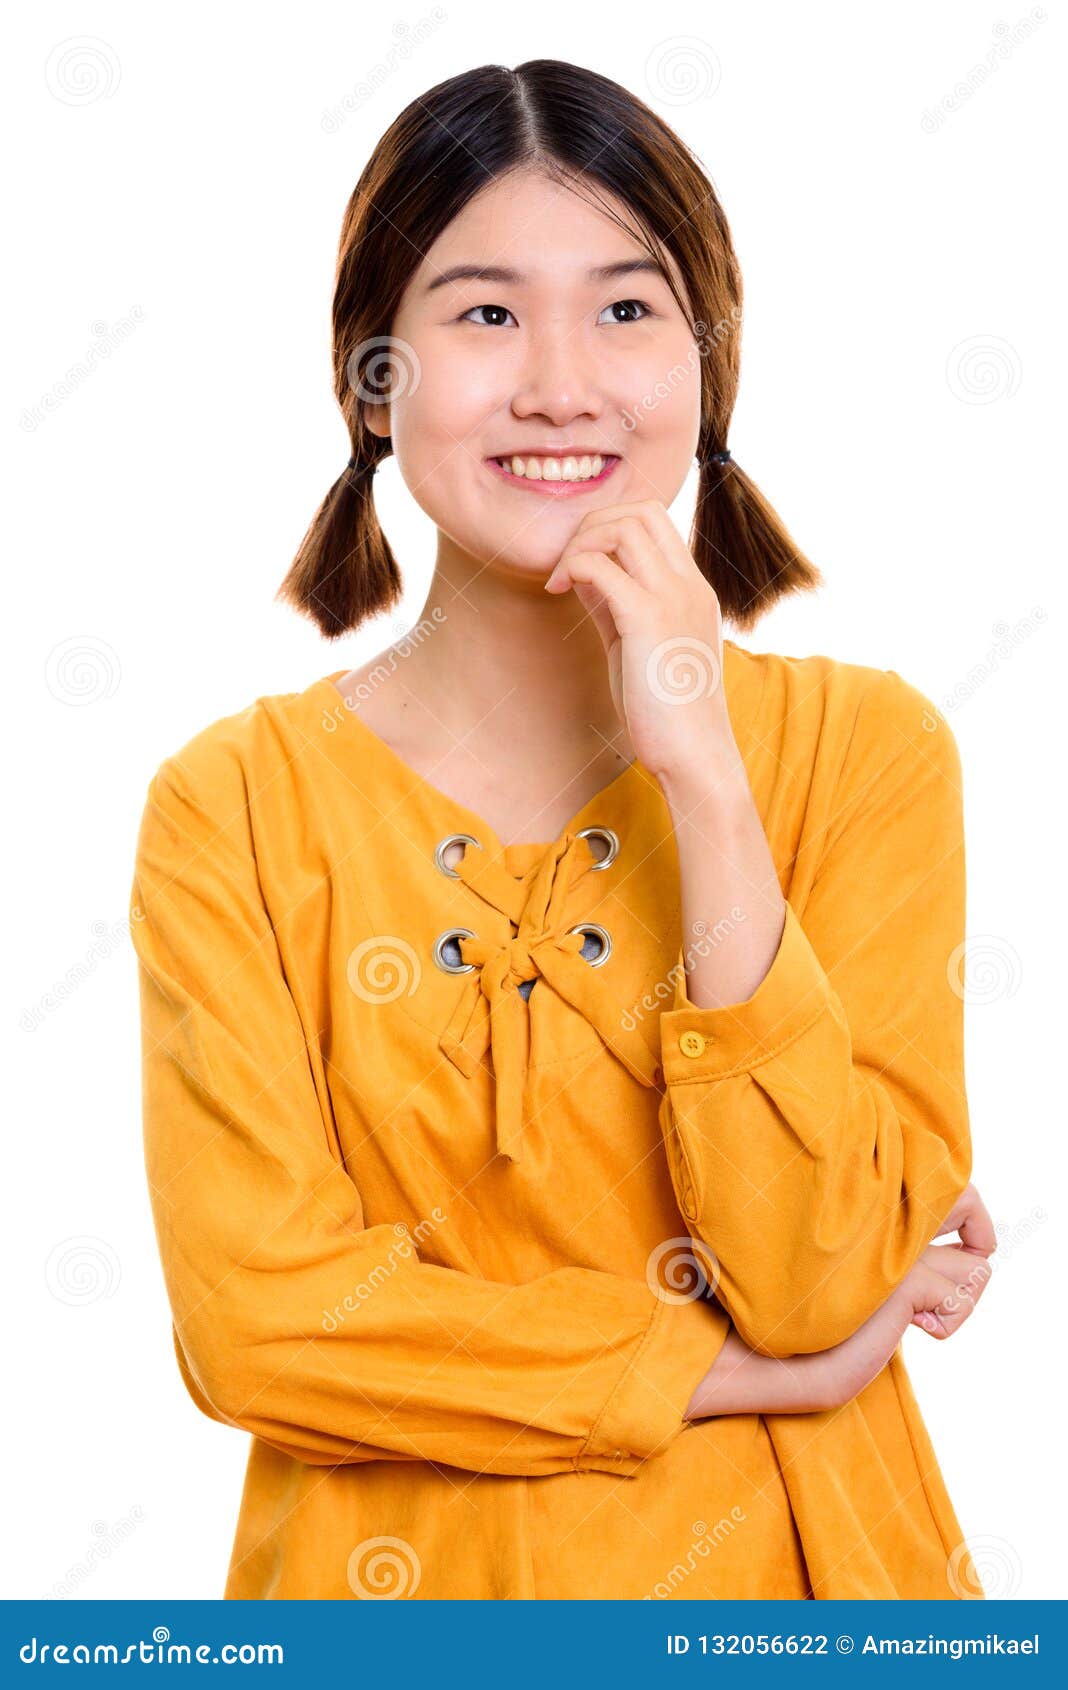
[501,454,606,482]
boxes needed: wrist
[656,755,752,819]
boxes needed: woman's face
[365,168,703,577]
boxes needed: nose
[510,321,605,427]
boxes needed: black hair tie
[346,455,377,481]
[702,448,732,467]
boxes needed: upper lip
[488,446,619,460]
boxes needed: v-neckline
[318,672,646,856]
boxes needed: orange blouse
[130,637,984,1600]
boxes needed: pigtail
[275,446,402,639]
[690,450,823,633]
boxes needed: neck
[396,536,633,763]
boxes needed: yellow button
[678,1030,707,1058]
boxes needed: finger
[931,1182,997,1256]
[957,1194,998,1258]
[562,514,689,585]
[544,550,648,626]
[573,498,690,571]
[570,580,619,657]
[921,1242,995,1288]
[918,1250,993,1336]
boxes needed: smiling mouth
[486,453,621,496]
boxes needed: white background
[4,0,1063,1601]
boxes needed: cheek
[393,363,505,473]
[625,343,703,440]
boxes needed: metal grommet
[568,921,613,967]
[576,825,619,869]
[433,833,483,878]
[433,927,478,973]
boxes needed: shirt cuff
[659,900,836,1086]
[574,1292,729,1477]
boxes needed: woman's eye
[460,304,517,327]
[598,298,651,325]
[459,299,652,328]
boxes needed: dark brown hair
[277,59,821,637]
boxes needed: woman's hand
[814,1237,994,1407]
[905,1180,996,1336]
[544,499,742,784]
[686,1184,996,1420]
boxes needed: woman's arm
[545,509,975,1361]
[685,1199,995,1420]
[656,670,974,1358]
[132,751,731,1481]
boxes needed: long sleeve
[132,756,728,1480]
[657,670,973,1358]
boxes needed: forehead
[410,169,689,303]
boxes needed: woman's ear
[363,395,392,443]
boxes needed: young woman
[132,59,995,1602]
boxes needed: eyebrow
[423,257,671,295]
